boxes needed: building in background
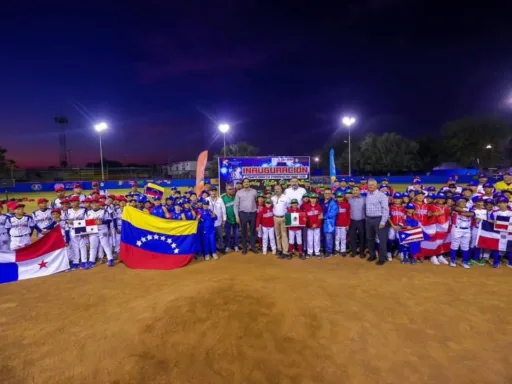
[166,161,197,178]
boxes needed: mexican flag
[285,212,306,227]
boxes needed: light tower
[55,116,69,168]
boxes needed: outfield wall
[4,175,499,194]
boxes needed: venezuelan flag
[120,206,198,270]
[144,183,164,199]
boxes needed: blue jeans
[325,232,334,255]
[224,221,239,249]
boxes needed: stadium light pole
[486,144,492,149]
[94,122,108,181]
[342,116,356,176]
[218,123,230,157]
[314,156,320,169]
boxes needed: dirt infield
[1,254,511,384]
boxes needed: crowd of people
[1,173,512,270]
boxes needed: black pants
[239,211,257,251]
[366,216,388,261]
[349,219,365,254]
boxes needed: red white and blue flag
[398,227,424,244]
[420,216,451,257]
[494,216,512,232]
[0,227,69,284]
[477,220,512,252]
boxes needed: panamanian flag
[0,227,69,284]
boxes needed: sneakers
[492,262,500,269]
[263,251,267,255]
[462,262,471,269]
[80,262,88,269]
[410,258,417,265]
[272,250,276,255]
[225,247,232,253]
[401,258,408,264]
[315,254,321,260]
[438,255,449,265]
[107,260,115,267]
[205,255,210,261]
[449,261,457,268]
[387,254,392,262]
[471,259,485,266]
[85,261,95,269]
[234,247,240,252]
[507,263,512,269]
[341,252,347,257]
[430,256,440,265]
[325,254,333,259]
[212,253,219,260]
[70,263,79,271]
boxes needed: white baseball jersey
[85,208,111,231]
[51,197,65,209]
[0,214,9,234]
[5,215,36,236]
[471,208,487,228]
[113,206,123,230]
[32,208,53,231]
[66,207,87,222]
[451,210,472,230]
[490,210,512,220]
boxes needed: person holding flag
[449,197,474,268]
[399,203,420,265]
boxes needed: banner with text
[218,156,310,191]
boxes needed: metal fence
[16,167,163,182]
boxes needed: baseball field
[2,186,511,384]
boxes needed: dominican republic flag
[73,219,98,235]
[398,227,424,245]
[144,183,164,199]
[494,216,512,232]
[285,212,306,227]
[477,220,512,252]
[0,227,69,284]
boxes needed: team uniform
[51,197,66,209]
[489,209,512,268]
[304,203,322,257]
[449,208,473,268]
[66,207,89,266]
[334,200,351,254]
[256,205,277,254]
[399,215,419,264]
[85,208,114,267]
[32,208,53,239]
[0,213,10,250]
[5,215,39,250]
[286,206,303,256]
[388,204,405,259]
[199,207,218,260]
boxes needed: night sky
[2,1,512,168]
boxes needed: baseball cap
[290,199,299,204]
[405,203,415,210]
[392,192,402,199]
[265,199,273,204]
[483,182,494,188]
[467,181,477,187]
[435,193,446,200]
[478,173,488,179]
[153,196,161,201]
[68,196,79,202]
[309,193,319,198]
[73,183,82,189]
[461,188,472,193]
[497,196,509,204]
[37,198,48,204]
[484,198,495,205]
[92,181,99,187]
[13,203,25,209]
[414,190,425,196]
[203,200,210,206]
[448,183,457,188]
[471,195,483,203]
[346,189,353,194]
[413,180,422,185]
[60,199,70,205]
[336,191,344,197]
[84,197,92,203]
[51,208,61,214]
[55,186,64,192]
[349,179,355,183]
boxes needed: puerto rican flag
[477,220,512,252]
[420,214,451,257]
[398,227,424,244]
[0,227,69,284]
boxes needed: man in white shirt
[208,187,227,253]
[271,184,290,257]
[284,178,307,206]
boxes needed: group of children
[2,176,512,270]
